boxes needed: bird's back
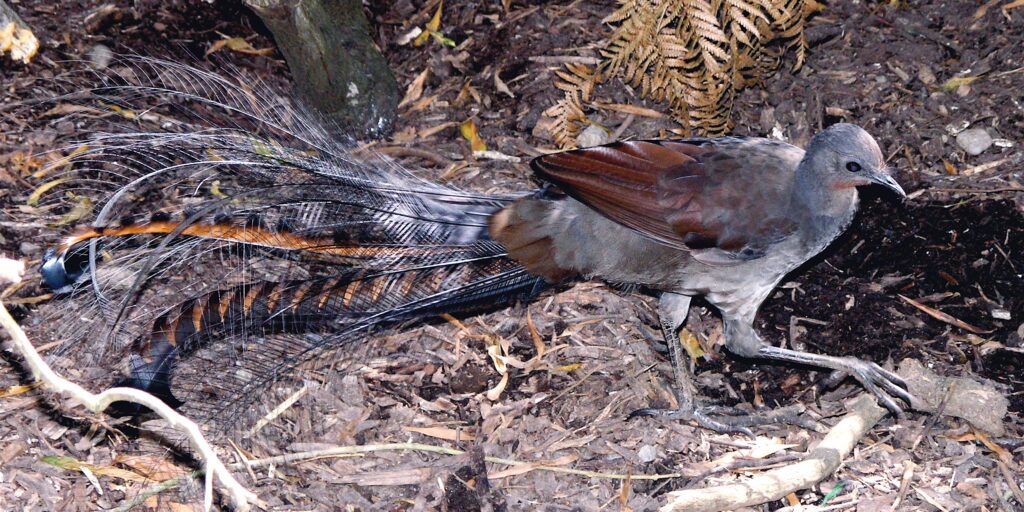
[490,137,808,290]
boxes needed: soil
[1,1,1022,511]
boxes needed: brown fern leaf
[545,64,597,147]
[545,0,815,141]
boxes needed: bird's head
[802,123,906,199]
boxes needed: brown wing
[530,139,801,258]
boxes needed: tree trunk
[244,0,400,137]
[0,0,39,64]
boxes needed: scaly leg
[756,345,914,415]
[630,293,815,435]
[721,319,915,416]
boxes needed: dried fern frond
[547,0,820,146]
[545,63,599,148]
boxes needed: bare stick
[0,300,260,511]
[659,395,886,512]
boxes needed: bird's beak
[869,171,906,199]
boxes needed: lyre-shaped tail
[32,55,545,422]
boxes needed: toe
[692,410,755,437]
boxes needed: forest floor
[0,0,1022,511]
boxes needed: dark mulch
[1,1,1021,511]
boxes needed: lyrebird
[39,56,912,435]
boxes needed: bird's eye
[845,161,862,173]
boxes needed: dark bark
[0,0,39,64]
[245,0,400,137]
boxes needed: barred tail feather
[25,55,552,433]
[114,260,545,421]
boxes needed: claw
[842,358,916,416]
[693,409,755,438]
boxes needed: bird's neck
[791,167,860,243]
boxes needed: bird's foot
[628,403,816,437]
[827,358,914,416]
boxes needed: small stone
[637,445,657,463]
[87,44,113,70]
[991,309,1011,321]
[576,124,610,148]
[1008,323,1024,347]
[898,359,1008,435]
[917,64,937,86]
[19,242,41,256]
[892,66,910,83]
[956,128,993,156]
[945,120,970,136]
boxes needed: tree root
[0,262,260,512]
[660,395,886,512]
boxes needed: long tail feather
[29,55,544,430]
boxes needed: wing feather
[530,139,802,259]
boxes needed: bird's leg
[629,293,814,435]
[756,345,914,415]
[723,321,914,415]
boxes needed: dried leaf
[942,75,979,92]
[973,0,1002,19]
[596,102,667,118]
[971,428,1016,468]
[402,425,476,441]
[489,454,577,479]
[205,36,274,57]
[27,177,70,206]
[550,0,813,145]
[425,1,443,32]
[54,193,93,226]
[414,1,451,47]
[115,454,190,482]
[1003,0,1024,12]
[0,383,40,397]
[41,456,151,483]
[484,334,509,400]
[459,119,488,152]
[33,144,88,179]
[40,104,105,119]
[455,80,482,106]
[679,328,705,359]
[399,68,430,108]
[494,69,514,98]
[942,159,957,175]
[106,104,137,120]
[526,307,546,357]
[209,180,228,199]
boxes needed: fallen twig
[891,460,916,511]
[230,441,689,481]
[0,299,259,511]
[898,294,991,334]
[997,460,1024,508]
[659,395,886,512]
[924,186,1024,195]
